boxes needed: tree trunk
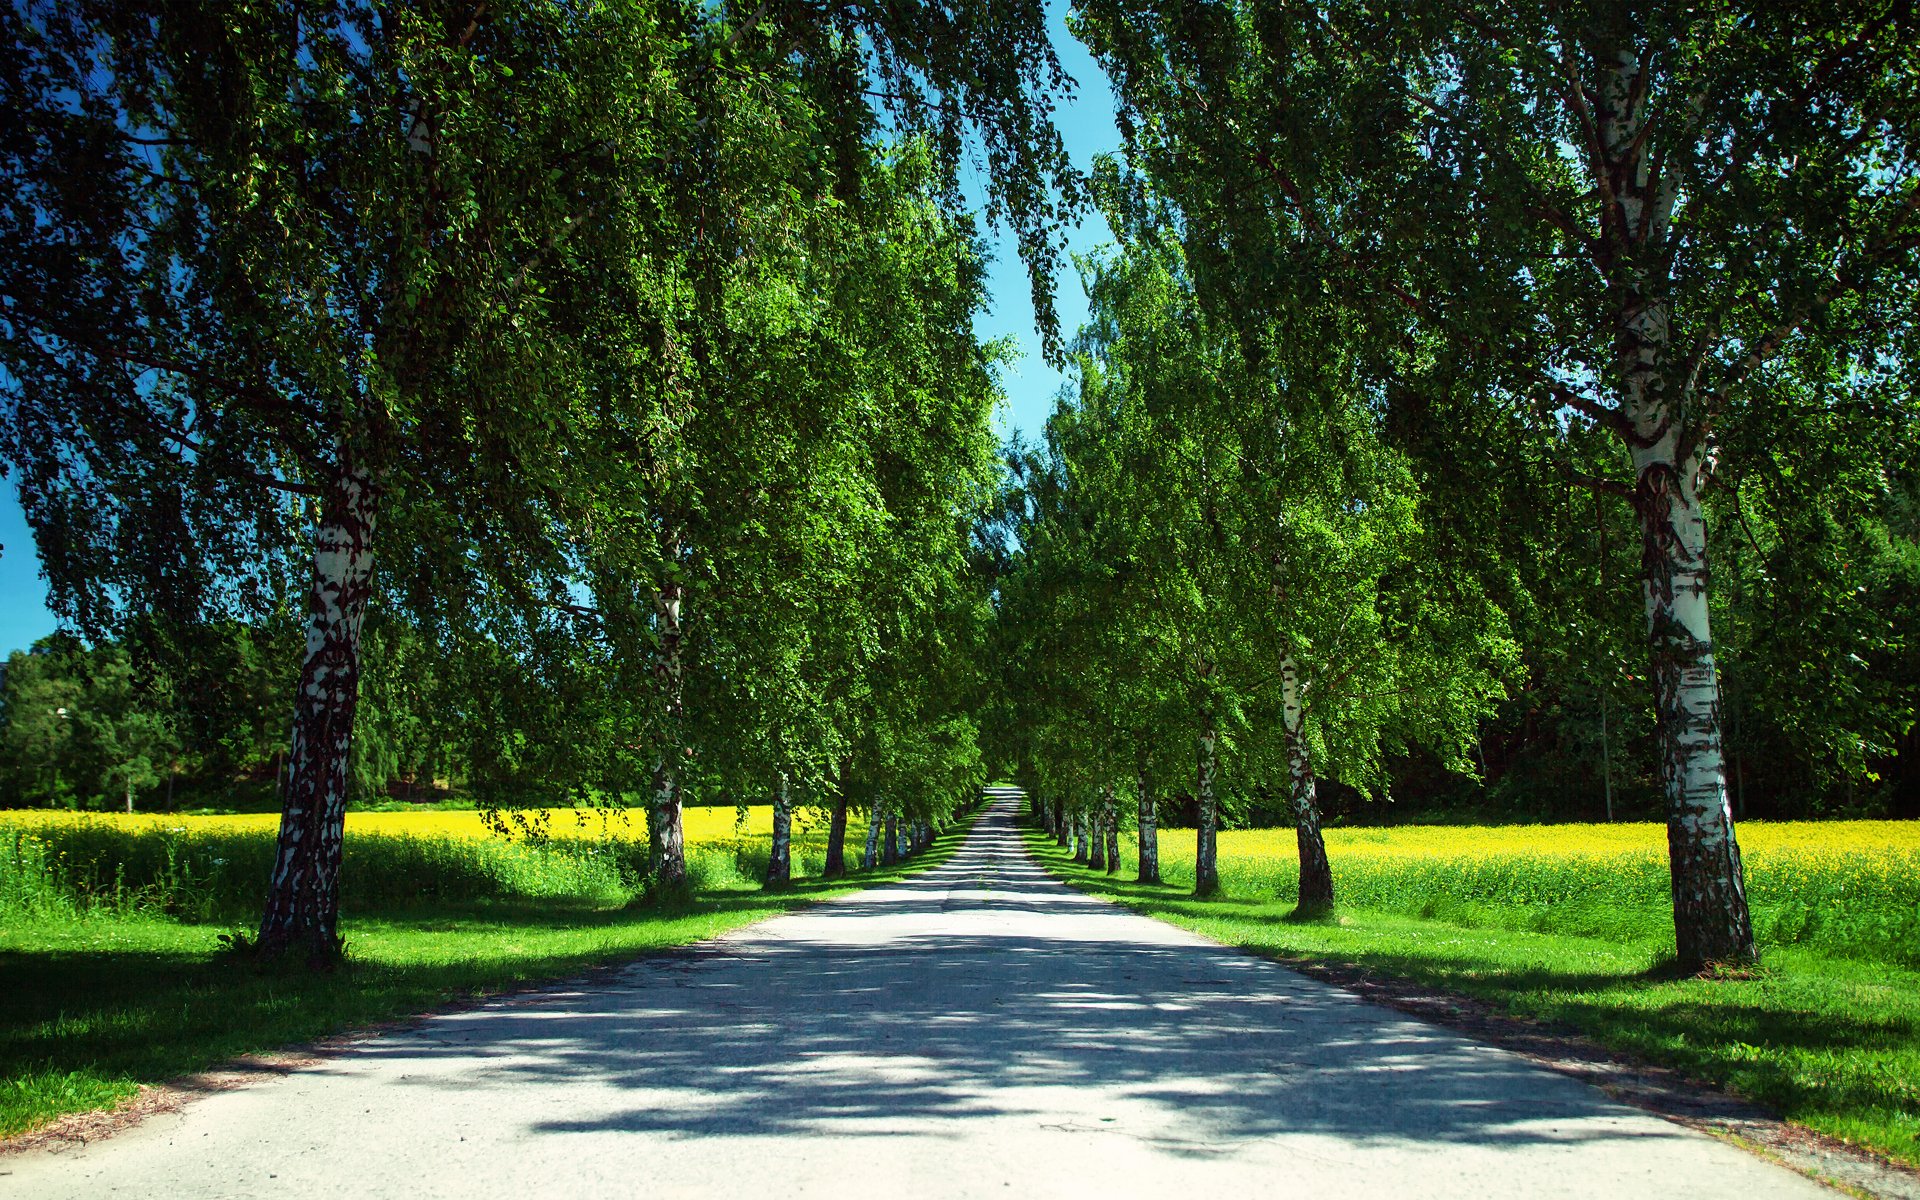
[1281,655,1334,915]
[1053,797,1068,847]
[823,773,850,879]
[882,814,899,865]
[1195,726,1220,896]
[895,818,911,860]
[124,781,133,814]
[862,799,883,869]
[1595,42,1754,970]
[647,568,688,889]
[1072,811,1088,862]
[1087,799,1107,870]
[1634,447,1754,966]
[1135,768,1160,884]
[257,466,378,964]
[1103,787,1120,875]
[764,770,792,888]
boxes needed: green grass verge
[1024,824,1920,1169]
[0,815,975,1141]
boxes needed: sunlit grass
[0,804,868,921]
[0,807,965,1142]
[1126,820,1920,963]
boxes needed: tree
[0,637,84,805]
[0,636,178,810]
[0,1,682,958]
[1071,0,1920,967]
[3,0,1081,960]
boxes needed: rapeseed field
[0,804,856,919]
[1117,821,1920,963]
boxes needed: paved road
[7,795,1828,1198]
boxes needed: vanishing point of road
[6,793,1831,1198]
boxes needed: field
[1132,821,1920,964]
[0,804,862,920]
[0,801,908,1141]
[1036,819,1920,1168]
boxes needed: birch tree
[1070,0,1920,967]
[0,1,677,960]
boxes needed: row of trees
[996,1,1919,971]
[4,2,1915,977]
[0,0,1079,962]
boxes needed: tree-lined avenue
[4,794,1827,1199]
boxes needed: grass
[1027,822,1920,1169]
[1142,821,1920,964]
[0,804,865,919]
[0,805,964,1141]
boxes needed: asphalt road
[6,794,1830,1198]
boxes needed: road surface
[5,794,1830,1198]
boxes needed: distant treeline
[0,618,457,812]
[5,583,1913,822]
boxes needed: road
[5,794,1829,1198]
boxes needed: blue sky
[0,7,1120,659]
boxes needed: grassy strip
[0,816,972,1141]
[0,805,870,919]
[1023,825,1920,1169]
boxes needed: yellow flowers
[0,805,837,918]
[0,805,779,847]
[1193,819,1920,862]
[1134,821,1920,962]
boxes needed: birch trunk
[648,569,688,889]
[1135,769,1160,884]
[1102,788,1120,875]
[258,466,378,962]
[1194,726,1220,896]
[1087,796,1108,870]
[1053,798,1069,846]
[1634,432,1754,966]
[1280,656,1334,914]
[882,814,899,865]
[1072,812,1088,862]
[862,799,883,869]
[895,817,911,860]
[1598,46,1755,968]
[823,780,850,879]
[764,771,792,887]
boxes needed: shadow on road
[344,802,1690,1155]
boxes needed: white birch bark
[1280,655,1334,913]
[259,465,378,960]
[862,799,883,869]
[1598,45,1754,966]
[647,564,688,890]
[1194,726,1220,896]
[765,770,792,887]
[1135,768,1160,884]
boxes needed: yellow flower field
[0,804,862,920]
[0,803,797,846]
[1111,820,1920,964]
